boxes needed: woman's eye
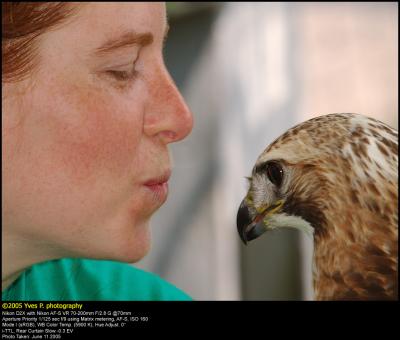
[103,49,142,85]
[106,67,138,82]
[266,162,284,187]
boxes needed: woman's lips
[144,182,168,201]
[143,171,171,204]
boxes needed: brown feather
[251,113,398,300]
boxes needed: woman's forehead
[37,3,167,62]
[77,3,166,32]
[53,3,166,48]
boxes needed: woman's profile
[2,2,193,301]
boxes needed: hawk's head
[237,113,398,245]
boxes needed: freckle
[51,85,137,185]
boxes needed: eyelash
[106,66,138,82]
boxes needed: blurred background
[135,2,398,300]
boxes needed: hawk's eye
[266,162,283,187]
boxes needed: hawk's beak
[237,199,266,245]
[237,199,283,245]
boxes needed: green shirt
[2,258,192,301]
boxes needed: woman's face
[2,3,193,262]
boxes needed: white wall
[135,2,398,300]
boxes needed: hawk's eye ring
[266,162,283,187]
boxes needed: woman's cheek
[44,83,143,186]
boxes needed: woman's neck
[2,231,61,291]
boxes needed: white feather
[264,213,315,238]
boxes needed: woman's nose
[143,68,193,144]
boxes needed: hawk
[237,113,398,300]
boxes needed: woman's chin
[108,228,152,263]
[70,222,152,264]
[119,238,152,263]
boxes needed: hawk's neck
[312,225,398,300]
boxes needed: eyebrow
[94,31,154,56]
[93,23,170,56]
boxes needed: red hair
[2,2,77,82]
